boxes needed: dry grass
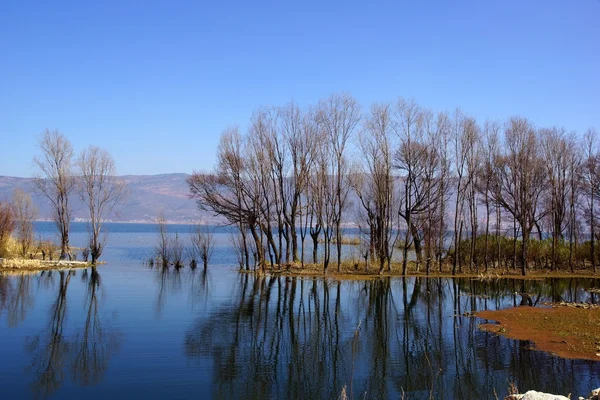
[0,258,43,269]
[0,258,91,272]
[0,234,92,272]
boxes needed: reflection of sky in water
[0,222,598,399]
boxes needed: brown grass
[0,258,92,272]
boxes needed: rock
[520,391,570,400]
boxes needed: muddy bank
[476,305,600,361]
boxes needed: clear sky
[1,0,598,177]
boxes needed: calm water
[1,222,599,399]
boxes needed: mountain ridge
[0,173,215,224]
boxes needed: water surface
[1,222,599,399]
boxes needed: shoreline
[0,259,97,273]
[239,263,600,280]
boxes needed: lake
[1,222,599,399]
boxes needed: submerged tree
[155,213,170,267]
[77,146,126,264]
[33,130,76,259]
[191,224,215,270]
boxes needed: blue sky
[1,0,598,177]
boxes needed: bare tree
[479,121,501,271]
[77,146,126,263]
[451,112,478,274]
[12,189,38,257]
[155,213,170,267]
[582,129,599,273]
[488,118,547,275]
[435,112,452,272]
[464,119,481,272]
[317,93,361,272]
[33,130,75,259]
[191,224,215,270]
[282,102,317,264]
[188,128,264,271]
[353,103,396,274]
[394,98,440,275]
[566,143,582,272]
[171,232,184,269]
[541,128,575,270]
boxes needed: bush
[0,202,16,258]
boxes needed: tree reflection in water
[185,275,600,400]
[151,265,212,316]
[23,268,121,398]
[0,272,34,327]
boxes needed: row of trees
[0,130,125,263]
[32,129,126,263]
[188,94,600,275]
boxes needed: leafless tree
[434,112,452,272]
[77,146,126,263]
[317,93,361,272]
[464,119,481,272]
[488,118,547,275]
[282,102,317,264]
[12,189,38,257]
[297,110,318,267]
[191,224,215,270]
[394,98,441,275]
[171,232,184,269]
[451,112,478,274]
[541,128,575,270]
[33,130,75,259]
[353,103,397,273]
[419,110,452,275]
[581,129,599,273]
[566,143,582,272]
[312,134,336,272]
[188,128,264,271]
[248,109,283,267]
[155,213,170,267]
[479,121,501,271]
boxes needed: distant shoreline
[34,219,215,225]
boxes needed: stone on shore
[506,392,569,400]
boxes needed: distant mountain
[0,173,468,227]
[0,173,215,224]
